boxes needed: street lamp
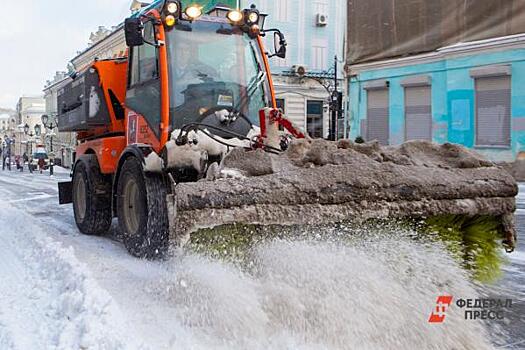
[34,124,41,137]
[41,114,58,176]
[24,123,35,173]
[1,135,5,171]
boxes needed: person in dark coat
[38,158,45,174]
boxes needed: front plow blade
[167,140,517,249]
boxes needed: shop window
[307,100,324,138]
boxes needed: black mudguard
[58,181,73,204]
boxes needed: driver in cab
[173,42,227,128]
[174,42,217,85]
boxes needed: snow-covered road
[0,168,522,349]
[0,170,175,349]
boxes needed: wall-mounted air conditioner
[316,14,328,27]
[292,64,308,77]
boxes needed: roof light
[227,9,244,23]
[165,14,176,26]
[185,5,202,20]
[244,5,260,26]
[166,2,179,14]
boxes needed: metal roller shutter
[367,89,389,145]
[405,86,432,141]
[475,76,511,147]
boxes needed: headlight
[185,5,202,20]
[247,11,259,24]
[165,14,176,26]
[166,2,179,14]
[227,10,243,23]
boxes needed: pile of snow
[0,201,137,350]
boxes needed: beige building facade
[43,71,75,168]
[15,96,45,156]
[0,113,16,135]
[71,25,126,71]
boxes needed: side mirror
[273,31,287,59]
[125,17,144,47]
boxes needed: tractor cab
[124,1,287,147]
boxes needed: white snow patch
[166,126,262,172]
[0,201,141,350]
[218,168,246,180]
[144,151,164,173]
[165,139,207,172]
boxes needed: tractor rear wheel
[72,155,112,235]
[117,157,169,259]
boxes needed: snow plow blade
[167,139,518,249]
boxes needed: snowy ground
[0,167,523,349]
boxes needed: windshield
[167,20,270,131]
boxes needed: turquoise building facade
[348,35,525,162]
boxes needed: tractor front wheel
[117,157,169,259]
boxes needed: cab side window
[126,21,161,137]
[138,22,158,81]
[129,21,158,85]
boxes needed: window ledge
[474,145,511,150]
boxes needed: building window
[275,0,290,22]
[404,85,432,141]
[313,1,328,15]
[307,100,324,138]
[475,76,511,147]
[366,88,389,145]
[312,45,328,71]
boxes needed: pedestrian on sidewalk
[22,152,28,172]
[38,158,45,174]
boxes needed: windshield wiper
[247,70,266,95]
[228,71,266,120]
